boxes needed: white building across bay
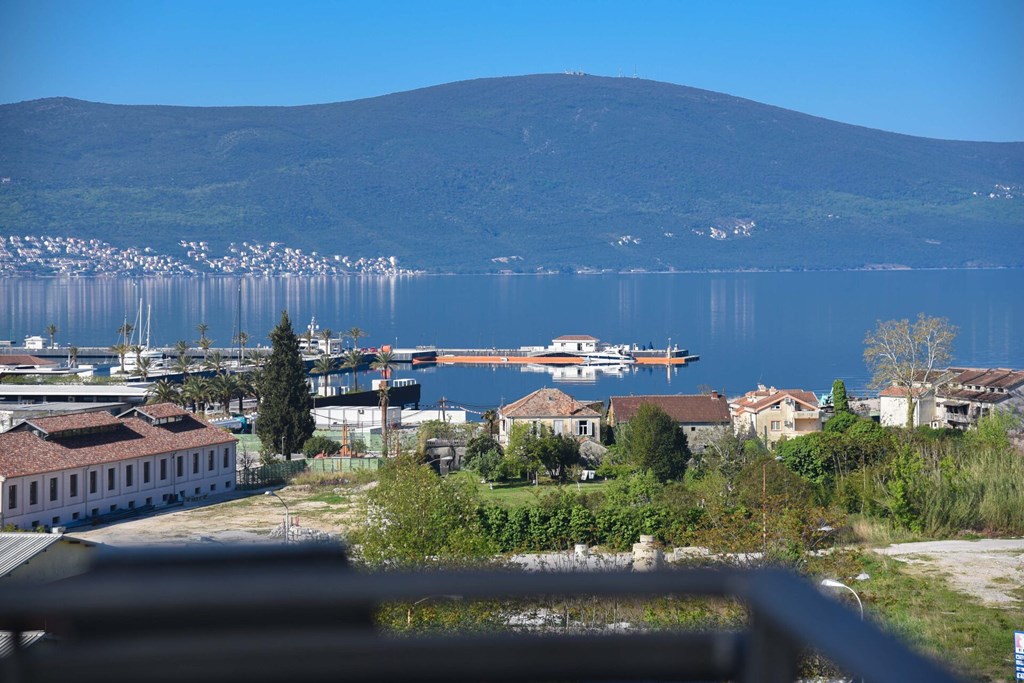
[0,403,236,530]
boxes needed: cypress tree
[255,311,315,459]
[832,379,850,413]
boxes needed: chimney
[711,390,720,399]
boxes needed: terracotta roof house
[0,404,237,530]
[879,385,936,428]
[729,385,822,446]
[498,388,601,446]
[608,393,731,452]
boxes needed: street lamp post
[264,490,290,544]
[821,578,864,620]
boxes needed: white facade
[1,443,237,530]
[312,406,402,432]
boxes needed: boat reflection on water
[519,362,633,384]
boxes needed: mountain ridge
[1,74,1021,273]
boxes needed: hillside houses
[879,367,1024,429]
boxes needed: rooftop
[502,388,601,419]
[610,394,730,424]
[0,410,236,478]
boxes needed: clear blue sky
[1,0,1021,141]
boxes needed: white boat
[581,348,636,365]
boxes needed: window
[110,504,116,512]
[223,448,230,468]
[91,508,99,517]
[145,497,152,506]
[771,404,780,410]
[210,484,216,492]
[771,420,781,431]
[160,458,168,480]
[208,451,215,471]
[107,468,116,491]
[125,464,133,487]
[192,453,199,474]
[143,461,151,484]
[577,421,591,437]
[52,516,60,525]
[49,477,59,502]
[72,512,80,520]
[30,481,38,505]
[70,474,78,498]
[128,501,135,510]
[176,456,183,477]
[7,484,16,510]
[226,481,232,489]
[194,487,200,496]
[89,470,98,494]
[553,420,564,435]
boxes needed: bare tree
[864,313,957,428]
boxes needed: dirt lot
[72,485,363,547]
[873,538,1024,606]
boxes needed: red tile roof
[730,388,819,413]
[501,388,600,419]
[131,403,191,420]
[0,355,57,367]
[0,414,236,478]
[610,395,730,424]
[21,411,122,436]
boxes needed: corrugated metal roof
[0,630,47,657]
[0,532,62,578]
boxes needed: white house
[0,403,237,530]
[550,335,600,354]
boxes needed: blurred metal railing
[0,545,961,683]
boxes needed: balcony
[0,545,962,683]
[792,410,820,420]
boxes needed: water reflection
[1,271,1020,401]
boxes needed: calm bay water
[2,270,1022,410]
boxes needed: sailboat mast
[145,305,152,348]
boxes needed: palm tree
[45,323,58,349]
[136,356,153,381]
[129,344,144,368]
[342,348,365,392]
[240,370,263,409]
[147,379,181,405]
[482,409,498,437]
[236,372,258,413]
[117,321,135,342]
[371,349,395,380]
[173,339,190,357]
[312,355,335,393]
[68,346,79,367]
[170,354,195,377]
[346,326,367,350]
[319,328,334,356]
[234,331,250,359]
[204,350,227,374]
[208,373,234,414]
[196,321,209,341]
[198,336,213,361]
[181,376,210,413]
[246,349,268,368]
[109,343,128,373]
